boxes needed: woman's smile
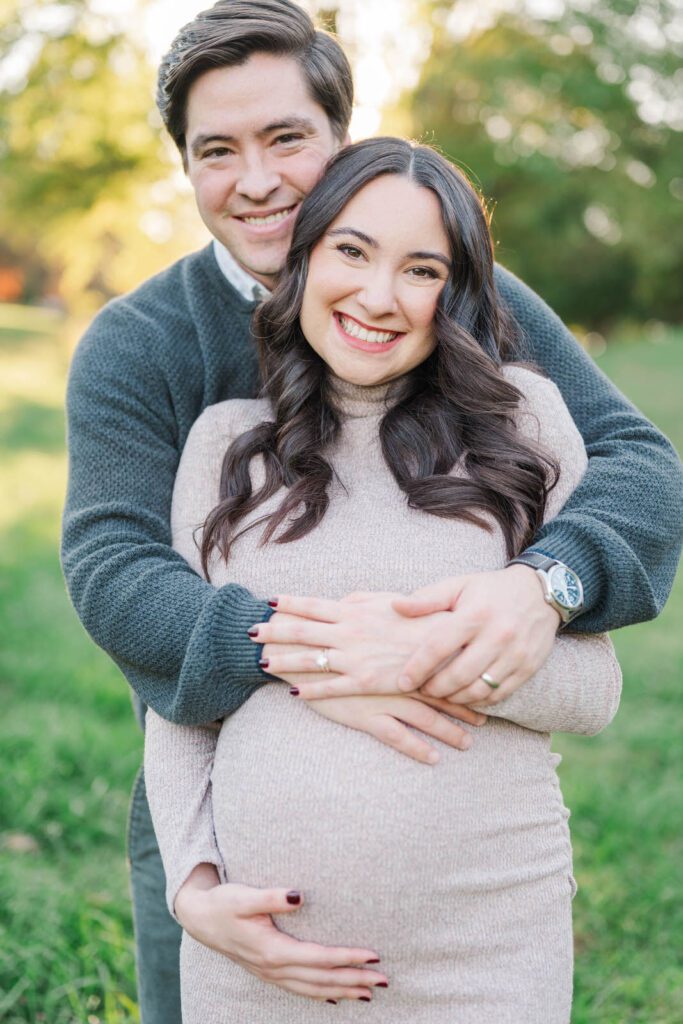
[333,311,405,353]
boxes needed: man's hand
[175,865,387,1003]
[392,565,561,705]
[307,693,484,763]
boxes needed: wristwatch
[507,552,584,624]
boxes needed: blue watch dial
[548,564,582,609]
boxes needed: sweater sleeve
[495,264,683,632]
[144,709,226,917]
[472,367,622,734]
[61,304,270,725]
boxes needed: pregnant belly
[211,685,573,953]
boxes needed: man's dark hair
[157,0,353,160]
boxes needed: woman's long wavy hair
[200,137,558,576]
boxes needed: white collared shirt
[212,240,271,302]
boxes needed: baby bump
[210,686,574,951]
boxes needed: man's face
[185,53,344,289]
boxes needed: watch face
[548,564,583,610]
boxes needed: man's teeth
[242,208,293,226]
[338,314,398,344]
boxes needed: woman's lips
[333,312,404,354]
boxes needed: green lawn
[0,307,681,1022]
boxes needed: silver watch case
[535,562,584,623]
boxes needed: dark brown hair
[201,137,559,576]
[156,0,353,161]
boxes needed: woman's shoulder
[502,363,578,446]
[188,397,274,449]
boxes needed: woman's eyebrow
[327,227,378,247]
[407,250,451,269]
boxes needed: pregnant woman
[144,138,621,1023]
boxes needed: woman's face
[299,175,451,387]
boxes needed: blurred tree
[0,0,202,313]
[392,0,683,328]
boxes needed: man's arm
[61,305,270,725]
[495,264,683,631]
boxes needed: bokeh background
[0,1,681,1021]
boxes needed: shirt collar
[212,239,271,302]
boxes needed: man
[61,1,682,1020]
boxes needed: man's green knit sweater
[61,245,682,726]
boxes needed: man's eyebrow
[327,227,378,247]
[190,117,318,156]
[190,133,234,156]
[257,116,318,138]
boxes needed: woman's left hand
[252,592,453,700]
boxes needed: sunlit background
[0,2,681,1022]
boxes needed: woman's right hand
[175,865,388,1003]
[307,693,485,764]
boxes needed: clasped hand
[253,566,560,706]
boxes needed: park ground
[0,306,681,1023]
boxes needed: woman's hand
[175,865,387,1003]
[306,692,484,763]
[254,592,455,699]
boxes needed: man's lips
[233,204,299,228]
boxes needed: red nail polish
[365,958,380,964]
[289,687,300,696]
[286,890,301,905]
[247,627,259,638]
[376,982,388,988]
[258,658,269,669]
[359,996,372,1002]
[268,597,279,608]
[326,1000,338,1005]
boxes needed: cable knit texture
[144,367,622,1023]
[61,244,682,727]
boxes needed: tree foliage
[0,0,201,312]
[395,0,683,328]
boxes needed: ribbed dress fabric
[144,366,622,1023]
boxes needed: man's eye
[338,244,364,259]
[276,133,304,145]
[203,147,232,159]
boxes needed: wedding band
[481,672,500,689]
[315,649,331,673]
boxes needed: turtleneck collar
[327,373,400,419]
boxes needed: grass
[0,307,681,1022]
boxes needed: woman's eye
[409,266,439,279]
[338,244,364,259]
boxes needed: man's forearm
[496,264,683,630]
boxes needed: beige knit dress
[144,366,621,1024]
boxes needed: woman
[144,138,621,1023]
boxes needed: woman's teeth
[338,314,398,344]
[242,207,294,226]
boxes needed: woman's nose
[356,271,399,318]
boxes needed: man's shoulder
[72,246,250,371]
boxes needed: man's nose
[356,269,399,318]
[235,153,281,202]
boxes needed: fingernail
[286,890,301,905]
[268,597,279,608]
[427,750,440,764]
[365,958,381,964]
[376,982,389,988]
[258,658,269,669]
[247,627,259,638]
[326,999,338,1004]
[289,687,300,696]
[359,996,372,1002]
